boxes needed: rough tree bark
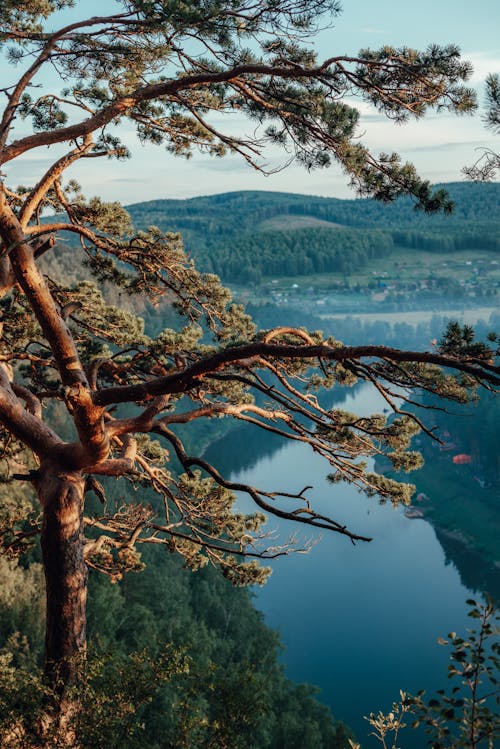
[37,466,87,690]
[0,196,99,701]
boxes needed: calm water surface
[228,385,491,747]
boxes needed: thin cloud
[5,155,56,165]
[199,158,250,173]
[110,177,149,183]
[407,140,489,153]
[359,114,386,123]
[345,99,385,123]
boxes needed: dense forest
[0,479,352,749]
[126,183,500,283]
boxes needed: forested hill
[126,182,499,283]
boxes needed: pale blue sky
[2,1,499,204]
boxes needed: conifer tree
[0,1,498,738]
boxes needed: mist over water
[223,385,492,748]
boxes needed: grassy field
[318,307,499,325]
[363,248,500,283]
[258,214,345,231]
[248,247,500,291]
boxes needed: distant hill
[126,183,499,284]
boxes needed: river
[207,384,497,747]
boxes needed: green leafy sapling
[350,599,499,749]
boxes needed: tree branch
[93,342,499,407]
[158,424,372,543]
[18,134,94,228]
[0,55,447,165]
[0,12,137,150]
[0,189,109,467]
[0,365,61,456]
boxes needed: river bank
[374,452,499,600]
[319,305,499,326]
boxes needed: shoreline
[374,456,499,571]
[318,306,498,326]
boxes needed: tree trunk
[38,465,87,691]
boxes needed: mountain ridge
[125,182,499,284]
[126,182,499,228]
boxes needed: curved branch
[93,341,500,407]
[85,434,136,476]
[158,424,372,544]
[19,134,94,228]
[0,365,61,456]
[0,12,138,150]
[262,326,316,344]
[0,54,431,165]
[24,222,122,259]
[11,382,42,420]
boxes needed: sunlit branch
[0,364,61,455]
[157,424,372,543]
[93,342,500,407]
[19,135,94,228]
[1,54,468,165]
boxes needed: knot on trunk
[63,384,110,467]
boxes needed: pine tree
[0,2,498,741]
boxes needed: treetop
[1,1,477,210]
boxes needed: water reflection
[205,384,498,748]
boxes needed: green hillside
[126,183,500,284]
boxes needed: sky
[2,0,499,204]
